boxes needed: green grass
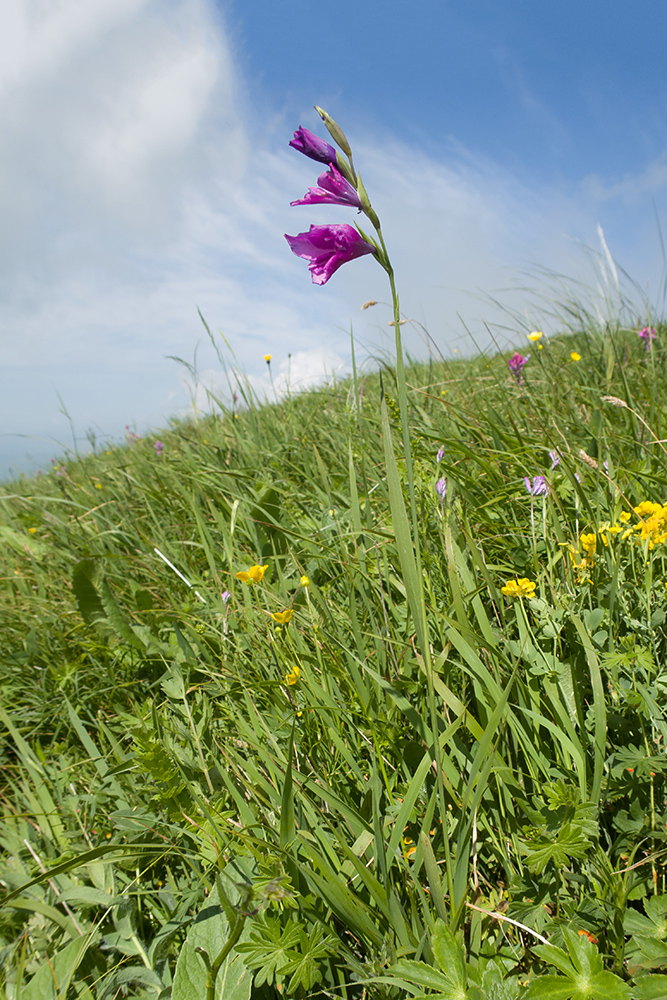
[3,319,667,999]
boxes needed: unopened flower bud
[314,106,352,158]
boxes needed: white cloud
[2,0,666,480]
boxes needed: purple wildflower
[290,165,361,210]
[285,224,377,285]
[509,352,530,384]
[437,446,445,463]
[435,477,447,499]
[154,440,164,456]
[549,450,561,470]
[639,326,656,349]
[221,589,231,604]
[524,475,549,496]
[289,126,338,165]
[56,466,67,477]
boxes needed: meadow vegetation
[3,311,667,999]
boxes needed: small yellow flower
[95,483,103,489]
[619,511,632,523]
[263,354,272,363]
[527,331,543,342]
[537,344,543,350]
[270,609,293,624]
[501,578,537,599]
[580,532,597,559]
[570,352,581,361]
[300,575,310,587]
[235,564,268,584]
[402,836,417,860]
[284,665,300,685]
[28,527,37,534]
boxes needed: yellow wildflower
[580,532,597,559]
[527,331,543,342]
[501,578,537,599]
[402,836,417,860]
[634,501,663,518]
[633,502,667,548]
[300,575,310,587]
[619,511,631,523]
[284,665,300,685]
[235,564,268,584]
[263,354,272,363]
[28,527,37,534]
[270,609,293,624]
[571,352,581,361]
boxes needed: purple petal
[285,224,377,285]
[290,165,361,209]
[289,126,338,165]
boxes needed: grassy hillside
[3,320,667,999]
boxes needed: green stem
[205,910,248,1000]
[373,223,456,919]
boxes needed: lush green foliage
[3,319,667,998]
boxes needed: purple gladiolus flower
[290,165,362,210]
[289,126,337,165]
[524,475,549,496]
[639,326,656,349]
[509,351,530,385]
[436,477,447,499]
[285,224,377,285]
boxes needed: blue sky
[2,0,667,478]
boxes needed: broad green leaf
[632,974,667,999]
[432,921,467,990]
[20,930,99,1000]
[172,884,253,1000]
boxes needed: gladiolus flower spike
[285,225,377,286]
[639,326,656,349]
[509,352,529,384]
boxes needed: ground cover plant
[3,109,667,998]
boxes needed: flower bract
[235,564,268,584]
[285,224,377,285]
[501,578,537,599]
[289,126,337,165]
